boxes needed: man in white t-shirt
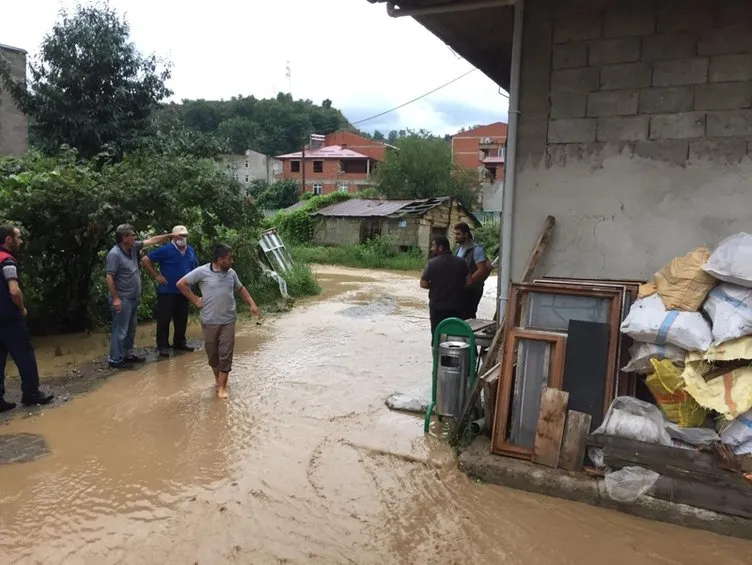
[177,244,259,399]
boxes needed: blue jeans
[109,297,139,364]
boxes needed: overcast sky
[2,0,509,135]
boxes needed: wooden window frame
[492,329,566,459]
[536,277,641,396]
[492,282,625,460]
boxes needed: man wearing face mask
[142,225,199,357]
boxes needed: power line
[350,68,478,126]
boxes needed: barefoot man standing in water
[176,244,259,398]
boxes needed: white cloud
[2,0,508,135]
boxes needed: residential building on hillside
[0,43,28,157]
[451,122,508,213]
[276,131,392,195]
[222,149,282,189]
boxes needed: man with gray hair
[105,224,171,369]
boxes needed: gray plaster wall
[513,0,752,280]
[0,45,28,157]
[223,149,281,187]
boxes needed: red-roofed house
[451,122,508,182]
[451,122,508,212]
[276,131,393,195]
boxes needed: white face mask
[175,237,187,248]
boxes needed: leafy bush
[473,221,500,260]
[0,149,257,333]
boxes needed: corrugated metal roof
[312,199,416,217]
[276,145,371,160]
[311,197,455,218]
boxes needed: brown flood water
[0,265,750,564]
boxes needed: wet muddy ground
[0,266,751,564]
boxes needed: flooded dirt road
[0,266,750,564]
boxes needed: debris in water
[385,392,428,414]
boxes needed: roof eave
[368,1,515,91]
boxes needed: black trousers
[463,286,484,320]
[156,293,190,349]
[429,308,466,343]
[0,319,40,399]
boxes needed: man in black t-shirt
[420,236,471,340]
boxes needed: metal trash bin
[436,340,471,418]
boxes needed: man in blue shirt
[453,222,492,319]
[141,225,199,357]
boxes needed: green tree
[374,133,480,210]
[255,180,300,210]
[157,95,350,157]
[216,116,262,154]
[0,3,171,160]
[0,149,256,333]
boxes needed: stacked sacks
[620,234,752,456]
[702,234,752,346]
[621,247,716,429]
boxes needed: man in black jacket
[0,225,54,412]
[420,236,471,340]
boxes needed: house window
[338,182,349,193]
[312,183,323,195]
[244,161,249,168]
[244,175,249,183]
[290,160,301,173]
[341,160,368,174]
[313,160,324,173]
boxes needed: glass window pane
[509,338,551,448]
[524,292,610,332]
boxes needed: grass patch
[246,262,321,312]
[291,237,426,271]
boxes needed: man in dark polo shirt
[142,225,199,357]
[105,224,171,369]
[420,236,471,340]
[0,225,54,411]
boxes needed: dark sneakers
[124,355,146,363]
[158,348,171,357]
[172,344,195,352]
[108,360,134,370]
[0,398,17,412]
[21,391,54,406]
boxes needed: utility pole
[301,142,306,194]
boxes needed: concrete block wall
[512,0,752,280]
[0,45,28,157]
[520,0,752,166]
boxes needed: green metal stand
[424,318,477,433]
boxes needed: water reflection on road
[0,266,749,564]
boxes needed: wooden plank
[465,318,496,333]
[586,434,752,489]
[650,476,752,519]
[532,387,570,468]
[482,370,499,436]
[520,215,555,283]
[559,411,592,472]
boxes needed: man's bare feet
[216,371,229,399]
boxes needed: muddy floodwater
[0,266,750,564]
